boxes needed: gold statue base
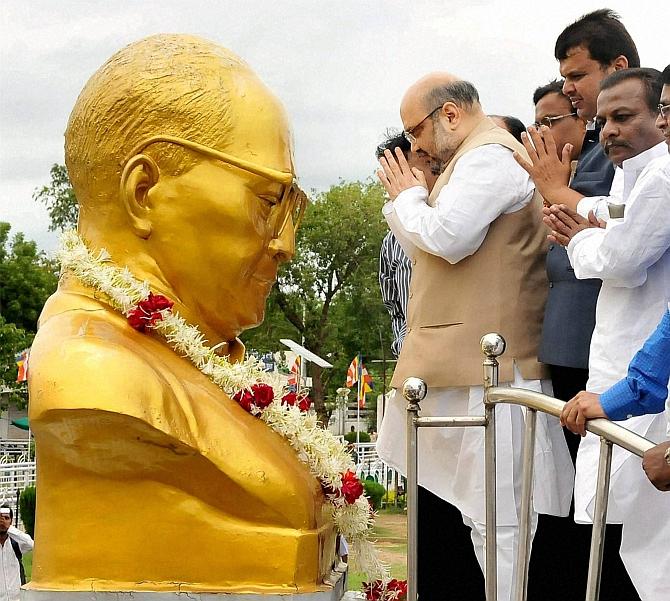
[22,569,348,601]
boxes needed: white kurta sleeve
[575,166,625,220]
[567,157,670,287]
[8,525,34,553]
[576,196,611,221]
[385,145,535,264]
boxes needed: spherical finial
[480,333,506,357]
[402,377,428,403]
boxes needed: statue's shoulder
[29,290,173,418]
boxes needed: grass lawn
[23,550,32,579]
[347,508,407,591]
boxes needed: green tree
[33,164,78,231]
[0,223,58,408]
[242,180,390,422]
[0,316,33,408]
[0,223,59,332]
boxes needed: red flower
[340,470,364,504]
[281,392,312,412]
[127,293,174,332]
[362,579,408,601]
[233,388,255,412]
[233,383,275,413]
[252,383,275,409]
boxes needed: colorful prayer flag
[346,355,373,408]
[15,348,30,382]
[358,363,373,408]
[288,355,302,385]
[346,355,359,388]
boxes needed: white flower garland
[57,230,390,582]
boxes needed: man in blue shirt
[561,309,670,491]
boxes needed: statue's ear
[119,155,160,239]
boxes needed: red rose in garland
[281,392,312,412]
[363,579,408,601]
[233,388,254,412]
[233,383,275,412]
[251,383,274,409]
[340,469,364,504]
[127,293,174,332]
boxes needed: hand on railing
[560,391,608,436]
[642,441,670,492]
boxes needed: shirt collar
[621,141,668,173]
[620,141,669,202]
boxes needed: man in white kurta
[543,70,670,600]
[377,72,572,601]
[564,151,670,600]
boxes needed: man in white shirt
[376,72,572,601]
[0,506,33,601]
[541,68,669,601]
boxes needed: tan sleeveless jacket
[391,118,549,388]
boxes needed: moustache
[604,141,632,154]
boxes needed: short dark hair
[662,65,670,86]
[555,9,639,68]
[0,505,13,520]
[490,115,526,143]
[375,130,410,159]
[425,80,480,113]
[533,79,569,106]
[600,68,663,113]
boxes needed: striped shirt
[378,231,411,358]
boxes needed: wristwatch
[664,445,670,466]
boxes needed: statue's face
[146,82,297,340]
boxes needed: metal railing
[0,439,31,458]
[403,333,655,601]
[0,459,36,530]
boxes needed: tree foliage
[242,180,392,422]
[0,316,33,408]
[0,223,59,332]
[33,164,78,232]
[0,223,58,407]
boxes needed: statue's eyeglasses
[123,135,308,236]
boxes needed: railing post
[481,333,506,601]
[403,377,427,601]
[514,408,537,601]
[585,437,613,601]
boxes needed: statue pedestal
[23,571,351,601]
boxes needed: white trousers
[377,367,572,600]
[463,512,538,601]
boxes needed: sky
[0,0,667,252]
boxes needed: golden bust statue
[28,34,336,593]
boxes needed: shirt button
[412,259,417,265]
[549,282,554,288]
[549,244,554,251]
[409,292,414,299]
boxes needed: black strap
[9,538,26,585]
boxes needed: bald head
[401,72,481,120]
[399,72,484,162]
